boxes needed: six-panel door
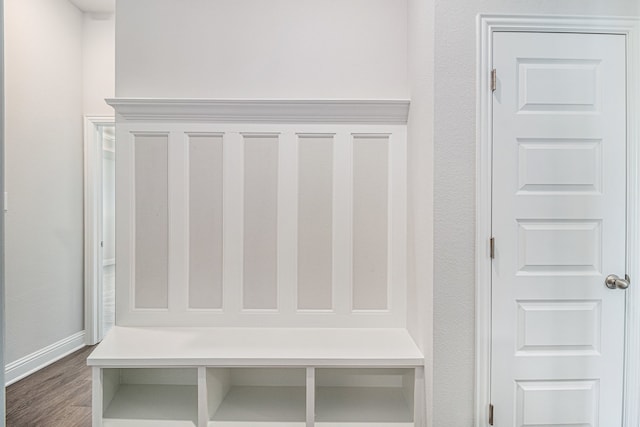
[491,32,627,426]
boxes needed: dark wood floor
[6,346,95,427]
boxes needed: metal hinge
[490,237,495,259]
[489,403,494,425]
[491,69,497,91]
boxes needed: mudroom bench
[93,100,422,426]
[88,327,425,427]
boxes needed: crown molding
[106,98,410,124]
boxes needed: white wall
[4,0,84,364]
[433,1,640,425]
[115,0,408,99]
[406,0,434,426]
[83,12,115,116]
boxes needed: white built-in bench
[88,327,425,427]
[95,101,420,426]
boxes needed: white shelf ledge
[315,423,414,426]
[104,421,196,427]
[106,98,410,124]
[209,423,305,427]
[88,327,424,368]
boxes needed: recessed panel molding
[188,134,224,309]
[352,135,389,310]
[297,135,334,310]
[134,134,169,309]
[243,135,279,310]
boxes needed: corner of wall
[0,0,5,420]
[406,0,435,425]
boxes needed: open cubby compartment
[207,367,307,426]
[102,368,198,427]
[315,368,415,426]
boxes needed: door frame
[476,15,640,427]
[84,115,115,345]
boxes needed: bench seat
[88,326,424,368]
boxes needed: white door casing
[476,15,640,427]
[84,116,115,345]
[491,31,625,426]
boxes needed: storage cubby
[315,368,415,426]
[102,368,198,427]
[207,368,306,426]
[89,327,424,426]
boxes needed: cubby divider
[306,367,316,427]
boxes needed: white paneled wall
[113,100,408,327]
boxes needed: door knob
[605,274,630,290]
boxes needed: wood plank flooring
[6,346,95,427]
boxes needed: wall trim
[106,98,410,124]
[4,331,85,386]
[476,14,640,427]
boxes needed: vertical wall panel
[352,136,389,310]
[134,134,169,309]
[188,134,224,309]
[243,135,279,309]
[297,135,333,310]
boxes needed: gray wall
[116,0,408,99]
[433,1,640,426]
[4,0,84,364]
[83,12,115,116]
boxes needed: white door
[491,32,627,425]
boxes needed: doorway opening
[84,116,115,344]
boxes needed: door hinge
[490,237,495,259]
[491,69,497,91]
[489,403,494,425]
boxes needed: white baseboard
[4,331,86,386]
